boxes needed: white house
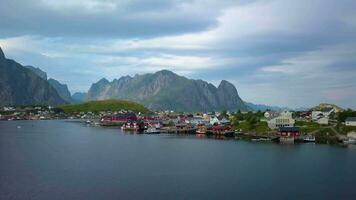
[346,117,356,126]
[266,111,295,130]
[210,116,220,125]
[312,108,334,121]
[3,107,15,111]
[317,117,329,125]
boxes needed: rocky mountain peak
[87,70,248,112]
[0,47,5,60]
[155,69,176,76]
[98,78,109,84]
[218,80,234,88]
[24,65,48,80]
[0,48,67,106]
[48,78,72,103]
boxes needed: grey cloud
[1,0,356,108]
[0,0,246,39]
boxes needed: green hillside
[60,99,150,113]
[311,103,344,112]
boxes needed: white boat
[251,138,271,142]
[145,127,160,134]
[304,135,316,143]
[343,139,356,145]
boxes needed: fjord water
[1,121,355,200]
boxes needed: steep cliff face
[217,80,245,110]
[0,48,5,60]
[86,78,111,100]
[24,65,47,80]
[48,78,73,103]
[87,70,248,112]
[0,47,67,106]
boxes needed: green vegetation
[311,103,344,112]
[59,99,150,114]
[295,121,323,134]
[314,128,339,144]
[336,124,356,135]
[232,111,270,135]
[336,109,356,123]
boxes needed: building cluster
[0,106,62,120]
[2,105,356,145]
[311,108,335,125]
[99,111,235,136]
[263,111,299,143]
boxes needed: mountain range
[0,47,67,106]
[86,70,248,112]
[1,46,255,112]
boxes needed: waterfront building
[210,116,220,125]
[266,111,295,130]
[345,117,356,126]
[3,107,15,111]
[101,112,137,123]
[312,108,334,121]
[347,132,356,139]
[278,127,300,143]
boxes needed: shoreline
[2,119,354,148]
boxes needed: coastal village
[1,102,356,146]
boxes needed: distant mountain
[0,47,67,106]
[71,92,87,103]
[87,70,248,112]
[48,78,73,103]
[22,63,74,103]
[245,102,292,112]
[24,65,47,80]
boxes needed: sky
[0,0,356,109]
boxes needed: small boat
[343,138,356,145]
[85,120,91,124]
[303,135,316,143]
[196,125,207,134]
[251,138,271,142]
[121,121,146,132]
[145,127,160,134]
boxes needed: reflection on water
[0,120,356,200]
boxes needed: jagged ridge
[87,70,248,112]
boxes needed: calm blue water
[1,120,356,200]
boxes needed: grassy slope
[295,121,323,134]
[60,99,150,113]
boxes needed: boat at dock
[343,138,356,145]
[121,121,147,132]
[144,127,161,134]
[196,124,208,134]
[251,138,271,142]
[303,135,316,143]
[160,124,197,134]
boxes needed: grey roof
[346,117,356,122]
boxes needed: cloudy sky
[1,0,356,109]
